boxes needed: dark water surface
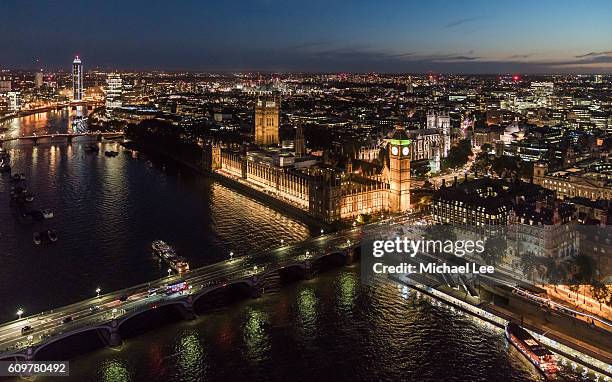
[0,111,585,381]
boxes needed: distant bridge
[0,131,124,146]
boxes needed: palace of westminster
[204,96,452,222]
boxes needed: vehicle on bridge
[21,326,33,335]
[164,282,189,295]
[61,317,73,324]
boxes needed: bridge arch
[312,250,348,265]
[32,325,111,361]
[116,300,191,339]
[116,299,191,330]
[192,279,255,313]
[261,262,309,282]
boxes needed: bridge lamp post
[27,335,33,345]
[112,308,117,318]
[229,252,234,260]
[95,287,101,298]
[167,268,172,277]
[253,265,258,274]
[280,239,284,245]
[17,308,23,319]
[320,229,324,235]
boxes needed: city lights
[0,3,610,381]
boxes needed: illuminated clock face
[402,146,409,156]
[391,146,399,156]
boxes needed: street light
[229,251,234,260]
[280,239,284,245]
[17,308,23,319]
[112,308,117,318]
[320,229,324,234]
[95,287,101,298]
[167,268,172,277]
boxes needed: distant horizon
[1,65,610,77]
[2,0,612,74]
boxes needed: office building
[72,56,83,101]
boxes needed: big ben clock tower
[388,125,411,212]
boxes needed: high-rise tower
[294,125,305,157]
[388,125,411,212]
[34,71,43,88]
[72,56,83,101]
[105,73,123,111]
[406,75,414,93]
[254,95,279,146]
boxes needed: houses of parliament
[205,95,412,222]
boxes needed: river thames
[0,110,585,381]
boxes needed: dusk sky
[1,0,611,73]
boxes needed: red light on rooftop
[513,75,521,82]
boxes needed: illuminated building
[388,126,411,212]
[533,162,612,201]
[35,71,43,88]
[405,128,446,161]
[0,78,11,92]
[254,95,279,146]
[530,81,554,107]
[7,91,20,111]
[309,169,389,222]
[432,177,512,226]
[472,126,504,149]
[72,56,83,101]
[105,73,123,111]
[357,145,380,162]
[431,177,566,227]
[294,125,305,157]
[406,75,414,93]
[207,142,390,222]
[426,110,451,157]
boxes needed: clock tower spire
[388,123,411,212]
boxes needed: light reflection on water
[0,141,313,321]
[3,110,590,382]
[43,266,546,382]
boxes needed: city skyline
[1,0,612,73]
[0,2,611,380]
